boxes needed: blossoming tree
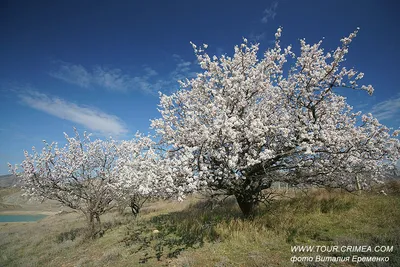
[9,129,119,237]
[113,134,176,216]
[151,28,400,216]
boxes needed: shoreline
[0,210,57,216]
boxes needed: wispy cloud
[49,62,158,94]
[261,1,278,24]
[19,91,128,137]
[171,54,197,82]
[249,32,267,43]
[49,59,198,94]
[246,1,279,44]
[49,63,92,88]
[371,94,400,122]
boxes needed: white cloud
[261,1,278,24]
[92,66,135,92]
[49,55,198,95]
[371,94,400,121]
[249,32,266,42]
[49,64,92,88]
[19,91,128,137]
[170,54,197,82]
[49,62,159,94]
[144,66,158,77]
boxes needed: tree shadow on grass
[55,227,87,243]
[55,212,129,243]
[120,197,242,264]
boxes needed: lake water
[0,214,47,222]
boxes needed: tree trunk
[95,214,101,229]
[130,198,140,216]
[235,194,257,217]
[87,212,96,238]
[95,214,104,237]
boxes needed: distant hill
[0,174,19,188]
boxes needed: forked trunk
[235,194,257,217]
[85,211,102,238]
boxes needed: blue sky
[1,0,399,174]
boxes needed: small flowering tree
[113,134,176,216]
[151,28,400,216]
[9,129,119,237]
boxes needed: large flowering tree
[151,28,400,216]
[9,129,119,237]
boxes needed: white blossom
[151,28,400,215]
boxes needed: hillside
[1,188,399,266]
[0,174,18,188]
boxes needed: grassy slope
[0,174,18,188]
[0,189,399,267]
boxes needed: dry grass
[0,188,399,266]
